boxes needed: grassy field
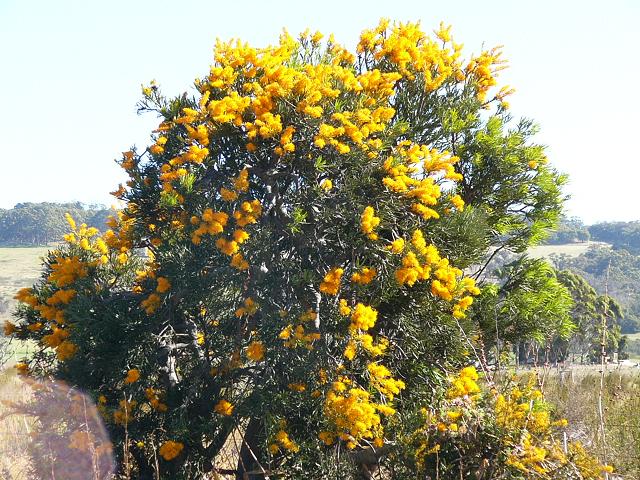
[528,241,610,260]
[0,247,49,365]
[0,247,50,323]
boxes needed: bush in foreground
[6,19,609,479]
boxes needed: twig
[597,259,611,479]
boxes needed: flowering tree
[7,20,609,479]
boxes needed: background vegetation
[0,203,111,246]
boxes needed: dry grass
[0,247,48,478]
[526,365,640,479]
[0,368,34,479]
[0,247,45,369]
[527,241,610,261]
[0,247,50,326]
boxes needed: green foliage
[447,116,567,253]
[553,246,640,333]
[556,270,623,362]
[472,258,574,357]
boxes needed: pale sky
[1,0,638,224]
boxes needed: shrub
[7,19,605,479]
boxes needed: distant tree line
[0,202,112,246]
[588,221,640,253]
[543,216,590,244]
[544,217,640,253]
[552,246,640,334]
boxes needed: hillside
[528,241,610,260]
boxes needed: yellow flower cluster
[215,237,238,256]
[319,178,333,191]
[434,409,464,434]
[230,251,249,270]
[156,277,171,293]
[360,206,380,240]
[494,377,554,438]
[159,440,184,461]
[323,296,403,448]
[393,229,479,317]
[246,340,265,361]
[42,326,69,348]
[220,168,250,201]
[323,379,393,449]
[46,288,76,305]
[269,429,300,454]
[358,18,508,104]
[14,287,39,307]
[235,297,258,317]
[214,399,234,416]
[158,163,188,195]
[119,150,136,171]
[313,107,394,155]
[415,370,612,478]
[465,46,508,102]
[394,230,439,286]
[63,213,112,264]
[382,144,462,221]
[568,443,615,479]
[446,366,481,400]
[357,333,389,357]
[232,199,262,227]
[152,23,405,179]
[145,387,168,412]
[367,363,405,399]
[505,432,551,475]
[351,267,376,285]
[48,255,88,287]
[190,209,229,245]
[349,303,378,332]
[339,299,388,360]
[141,293,161,315]
[319,267,344,295]
[287,382,306,393]
[189,194,258,275]
[102,212,134,261]
[358,19,464,88]
[449,194,465,212]
[14,278,80,361]
[55,340,77,361]
[124,369,140,384]
[3,321,16,336]
[279,316,321,350]
[113,399,137,425]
